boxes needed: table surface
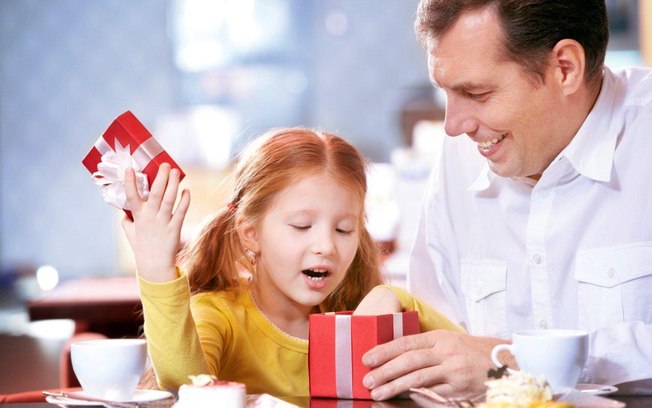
[2,394,651,408]
[27,276,143,338]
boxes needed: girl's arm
[354,285,465,333]
[121,163,190,282]
[122,164,209,389]
[139,275,212,390]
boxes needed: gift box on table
[82,111,185,218]
[309,311,420,400]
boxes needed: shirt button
[539,320,548,329]
[532,254,543,264]
[538,189,549,199]
[607,267,616,278]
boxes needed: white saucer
[576,383,619,396]
[562,391,625,407]
[46,389,173,407]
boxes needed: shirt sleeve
[407,161,466,327]
[138,273,211,390]
[585,322,652,389]
[379,285,465,333]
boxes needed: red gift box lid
[82,111,185,216]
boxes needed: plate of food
[410,370,625,407]
[44,389,173,407]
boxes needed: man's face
[429,7,567,179]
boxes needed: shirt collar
[468,67,620,192]
[558,67,619,183]
[468,162,494,191]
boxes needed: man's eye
[467,92,489,101]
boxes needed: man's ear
[551,39,586,96]
[236,216,260,253]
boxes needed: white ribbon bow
[91,140,150,210]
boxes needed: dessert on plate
[480,370,573,408]
[173,374,247,408]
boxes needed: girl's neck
[250,284,312,340]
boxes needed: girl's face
[246,172,360,314]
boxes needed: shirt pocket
[460,259,508,337]
[575,242,652,331]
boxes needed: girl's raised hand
[121,163,190,282]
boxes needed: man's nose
[444,95,477,137]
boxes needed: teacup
[71,338,148,401]
[491,329,589,391]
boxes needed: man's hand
[361,330,509,401]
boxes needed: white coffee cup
[491,329,589,392]
[71,338,148,401]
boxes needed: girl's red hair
[179,127,384,311]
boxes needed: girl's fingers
[171,189,191,228]
[146,163,171,209]
[120,215,135,242]
[124,167,143,212]
[160,168,181,215]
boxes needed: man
[361,0,652,400]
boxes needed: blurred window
[169,0,310,141]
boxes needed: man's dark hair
[415,0,609,87]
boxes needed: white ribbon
[91,139,150,210]
[335,315,353,398]
[393,313,403,339]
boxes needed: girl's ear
[236,216,260,253]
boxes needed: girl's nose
[312,233,336,256]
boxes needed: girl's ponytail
[180,206,244,294]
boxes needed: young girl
[121,127,462,397]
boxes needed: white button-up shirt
[407,66,652,389]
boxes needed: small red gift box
[309,311,420,399]
[82,111,185,217]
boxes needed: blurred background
[0,0,649,395]
[0,0,432,285]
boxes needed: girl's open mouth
[302,269,329,280]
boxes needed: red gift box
[82,111,185,217]
[309,311,420,399]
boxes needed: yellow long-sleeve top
[381,285,465,334]
[139,274,308,396]
[138,275,463,397]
